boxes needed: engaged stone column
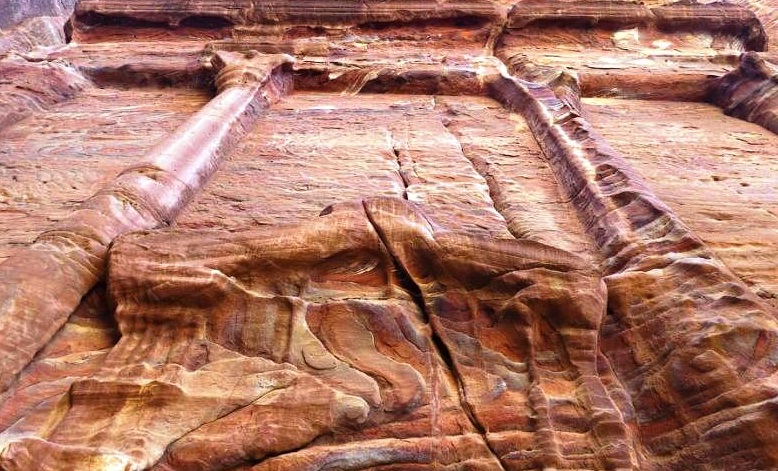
[489,71,778,467]
[0,51,294,392]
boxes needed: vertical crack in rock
[361,197,637,469]
[433,97,597,259]
[437,112,519,242]
[434,115,511,236]
[360,199,508,471]
[387,109,514,240]
[389,136,410,200]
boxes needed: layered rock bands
[1,1,778,470]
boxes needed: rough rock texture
[1,1,778,470]
[74,0,502,28]
[489,73,778,468]
[583,95,778,307]
[711,51,778,133]
[0,16,69,55]
[0,56,88,131]
[0,86,212,262]
[0,0,76,30]
[0,51,293,391]
[735,0,778,47]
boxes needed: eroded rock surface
[1,1,778,470]
[1,198,615,470]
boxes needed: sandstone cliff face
[0,1,777,470]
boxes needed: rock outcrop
[1,1,777,470]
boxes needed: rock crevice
[1,1,778,469]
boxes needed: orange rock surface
[0,1,777,470]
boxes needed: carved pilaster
[0,52,293,393]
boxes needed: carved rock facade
[1,1,777,470]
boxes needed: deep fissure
[361,199,508,470]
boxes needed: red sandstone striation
[0,56,88,130]
[711,51,778,133]
[0,51,293,391]
[1,0,778,470]
[489,70,778,468]
[74,0,502,29]
[0,16,69,55]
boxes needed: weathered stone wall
[1,1,777,470]
[0,0,76,29]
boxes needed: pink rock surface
[1,1,778,470]
[0,86,211,262]
[583,96,778,306]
